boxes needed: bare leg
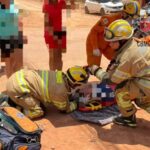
[55,48,62,70]
[49,48,62,71]
[5,48,23,77]
[49,49,55,71]
[5,57,12,78]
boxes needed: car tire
[85,6,89,14]
[100,8,105,16]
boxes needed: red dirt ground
[0,0,150,150]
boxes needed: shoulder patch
[102,18,109,25]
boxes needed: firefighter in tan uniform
[6,66,89,119]
[89,19,150,127]
[86,0,141,66]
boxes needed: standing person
[89,19,150,127]
[6,66,89,119]
[86,0,141,66]
[43,0,66,71]
[0,0,24,77]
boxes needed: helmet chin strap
[68,80,75,89]
[123,11,133,19]
[67,80,82,89]
[64,76,76,90]
[115,39,129,52]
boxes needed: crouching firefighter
[6,66,89,119]
[88,19,150,127]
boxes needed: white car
[85,0,123,15]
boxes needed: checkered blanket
[71,82,116,108]
[71,82,120,125]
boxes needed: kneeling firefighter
[6,66,89,119]
[89,19,150,127]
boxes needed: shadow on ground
[90,118,150,147]
[38,106,85,128]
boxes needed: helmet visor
[104,28,114,40]
[104,28,124,41]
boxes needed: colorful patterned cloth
[71,82,116,109]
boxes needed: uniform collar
[114,38,133,59]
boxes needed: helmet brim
[104,29,134,42]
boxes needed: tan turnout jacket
[7,69,75,112]
[99,38,150,99]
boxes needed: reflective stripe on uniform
[116,92,132,108]
[53,100,67,110]
[136,67,150,90]
[90,103,95,111]
[56,71,63,83]
[69,102,77,111]
[16,70,30,93]
[41,71,50,101]
[112,69,131,82]
[96,69,106,82]
[137,66,150,77]
[138,79,150,90]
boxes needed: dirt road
[0,0,150,150]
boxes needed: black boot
[114,115,137,127]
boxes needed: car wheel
[100,8,105,16]
[85,6,89,14]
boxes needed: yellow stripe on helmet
[105,19,134,41]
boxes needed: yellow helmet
[104,19,134,42]
[124,0,141,16]
[66,66,89,85]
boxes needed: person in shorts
[0,0,25,77]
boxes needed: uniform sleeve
[66,101,77,113]
[89,17,106,49]
[110,59,132,84]
[65,94,77,113]
[102,45,116,60]
[88,13,121,50]
[54,100,77,113]
[52,93,77,112]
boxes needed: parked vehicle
[84,0,123,15]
